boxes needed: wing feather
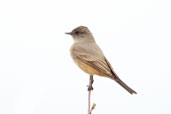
[75,54,113,77]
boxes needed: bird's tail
[104,57,137,94]
[114,76,137,94]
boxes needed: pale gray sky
[0,0,171,114]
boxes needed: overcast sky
[0,0,171,114]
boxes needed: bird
[65,26,137,94]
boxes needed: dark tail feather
[104,57,137,94]
[114,76,137,94]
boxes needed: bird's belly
[73,58,105,76]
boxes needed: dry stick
[88,75,94,114]
[88,87,91,114]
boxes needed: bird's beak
[65,32,72,35]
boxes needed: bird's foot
[87,75,94,91]
[87,85,94,91]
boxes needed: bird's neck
[74,36,95,44]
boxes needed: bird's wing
[73,51,137,94]
[75,53,114,78]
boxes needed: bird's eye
[75,31,79,34]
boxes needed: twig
[88,75,95,114]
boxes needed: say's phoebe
[66,26,137,94]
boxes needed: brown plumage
[66,26,137,94]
